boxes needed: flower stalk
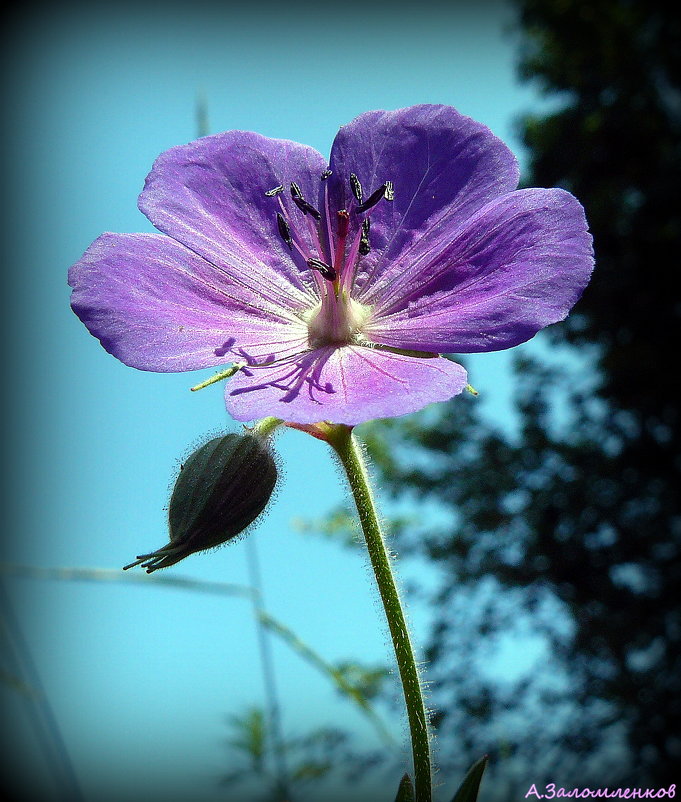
[249,416,284,439]
[326,424,432,802]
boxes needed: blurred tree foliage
[362,0,680,789]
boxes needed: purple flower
[69,105,593,425]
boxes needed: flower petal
[138,131,329,310]
[225,345,468,424]
[364,188,594,353]
[68,233,308,372]
[327,104,519,301]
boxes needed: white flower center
[305,291,372,348]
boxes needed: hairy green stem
[328,425,432,802]
[249,416,283,439]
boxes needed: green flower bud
[124,433,277,573]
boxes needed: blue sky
[3,2,549,800]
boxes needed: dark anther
[297,199,322,221]
[307,258,337,282]
[359,218,371,255]
[350,173,363,203]
[337,209,349,237]
[290,182,322,221]
[276,213,292,248]
[321,169,333,181]
[356,182,392,213]
[265,185,284,197]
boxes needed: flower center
[266,171,393,348]
[305,290,372,348]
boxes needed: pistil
[333,209,350,281]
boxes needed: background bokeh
[3,2,552,800]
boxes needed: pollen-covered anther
[359,218,371,255]
[290,182,322,220]
[276,212,292,248]
[350,173,363,203]
[356,181,393,213]
[307,258,337,282]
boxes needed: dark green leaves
[449,755,488,802]
[392,756,487,802]
[394,773,414,802]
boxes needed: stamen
[275,196,326,283]
[265,185,284,196]
[359,218,371,255]
[321,169,333,181]
[340,218,365,293]
[356,182,393,213]
[276,212,293,248]
[350,173,363,203]
[307,258,337,282]
[290,182,322,221]
[323,174,334,265]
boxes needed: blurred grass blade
[1,580,85,801]
[450,755,488,802]
[0,668,35,698]
[0,563,255,598]
[2,563,396,748]
[258,610,397,749]
[394,772,414,801]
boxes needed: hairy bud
[124,433,277,572]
